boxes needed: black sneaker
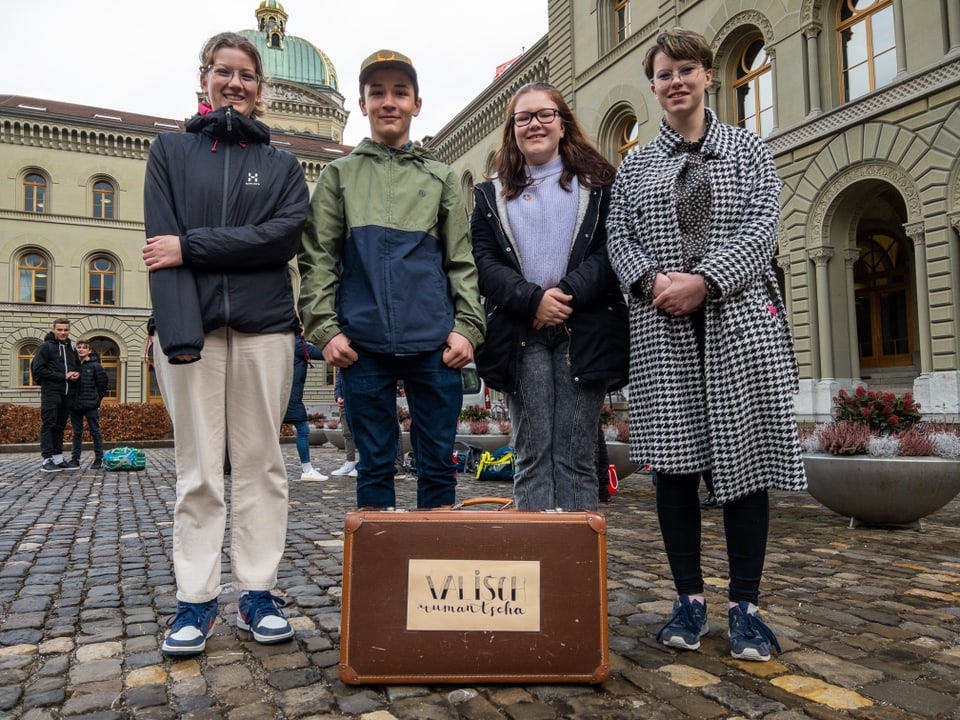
[91,459,103,470]
[700,493,720,509]
[61,459,81,470]
[41,459,63,473]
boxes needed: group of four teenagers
[144,27,804,663]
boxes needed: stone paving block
[60,691,120,716]
[860,679,958,716]
[389,696,458,720]
[771,675,872,710]
[781,650,885,687]
[701,680,787,718]
[501,701,558,720]
[275,685,336,717]
[69,659,121,685]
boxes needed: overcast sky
[1,0,547,146]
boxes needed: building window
[93,180,114,219]
[18,252,49,303]
[90,338,120,402]
[734,38,774,138]
[88,256,117,306]
[24,173,47,213]
[855,230,912,367]
[838,0,896,102]
[614,0,631,44]
[18,342,40,387]
[618,117,639,161]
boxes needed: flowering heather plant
[459,405,490,422]
[324,419,340,430]
[602,420,629,443]
[396,405,411,424]
[833,387,921,435]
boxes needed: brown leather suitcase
[339,498,609,684]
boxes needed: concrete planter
[308,426,326,446]
[803,453,960,527]
[324,427,345,449]
[604,441,639,480]
[455,434,512,453]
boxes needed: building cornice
[0,209,144,232]
[767,55,960,156]
[426,36,549,164]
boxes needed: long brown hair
[492,82,615,200]
[199,32,268,119]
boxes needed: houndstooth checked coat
[606,109,806,503]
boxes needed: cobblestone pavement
[1,443,959,719]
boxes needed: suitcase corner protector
[339,664,360,684]
[591,663,611,684]
[343,512,364,534]
[586,512,607,535]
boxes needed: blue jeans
[342,348,461,508]
[70,408,104,461]
[293,421,310,463]
[508,333,606,510]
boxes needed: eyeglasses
[206,65,261,85]
[654,65,704,84]
[512,108,561,127]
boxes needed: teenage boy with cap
[299,49,484,509]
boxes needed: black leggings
[655,472,769,604]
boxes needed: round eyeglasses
[654,65,704,84]
[205,64,261,85]
[512,108,561,127]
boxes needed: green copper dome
[241,2,339,92]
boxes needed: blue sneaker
[728,601,781,661]
[656,595,708,650]
[162,599,218,656]
[237,591,294,644]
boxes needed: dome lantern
[256,0,289,49]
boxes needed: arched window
[838,0,896,102]
[89,337,120,402]
[18,342,40,387]
[93,180,114,219]
[17,252,49,303]
[614,0,631,44]
[734,37,774,138]
[24,173,47,213]
[87,256,117,306]
[618,117,639,161]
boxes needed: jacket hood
[185,106,270,145]
[43,331,70,345]
[353,137,439,163]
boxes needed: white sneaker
[298,469,328,482]
[348,468,358,477]
[331,461,358,476]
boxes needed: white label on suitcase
[406,559,541,631]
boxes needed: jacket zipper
[221,108,232,324]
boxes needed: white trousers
[156,328,293,602]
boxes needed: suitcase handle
[454,497,515,510]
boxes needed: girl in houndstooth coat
[607,28,805,663]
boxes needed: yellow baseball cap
[359,49,419,96]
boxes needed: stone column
[843,248,862,381]
[810,246,835,378]
[707,80,718,113]
[767,48,780,133]
[947,0,960,55]
[904,222,931,375]
[803,22,823,116]
[893,0,908,76]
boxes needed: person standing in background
[68,339,108,470]
[331,371,357,477]
[32,318,80,473]
[286,322,327,481]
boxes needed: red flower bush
[833,388,921,435]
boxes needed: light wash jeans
[508,332,606,511]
